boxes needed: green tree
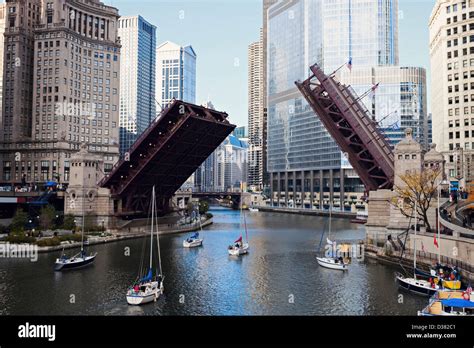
[62,214,76,231]
[39,205,56,230]
[199,200,209,215]
[10,209,28,234]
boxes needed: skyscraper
[155,41,196,108]
[262,0,278,190]
[248,29,264,191]
[156,41,196,190]
[0,0,121,184]
[266,0,425,211]
[430,0,474,184]
[0,4,6,130]
[118,15,156,156]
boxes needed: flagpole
[414,199,417,279]
[330,62,348,77]
[437,184,441,263]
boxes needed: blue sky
[110,0,435,126]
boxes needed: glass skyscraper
[155,41,196,108]
[266,0,426,211]
[118,15,157,156]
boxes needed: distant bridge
[99,100,236,216]
[191,192,244,209]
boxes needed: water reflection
[0,206,426,315]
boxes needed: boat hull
[396,274,438,296]
[316,257,348,271]
[126,282,164,306]
[54,253,97,271]
[228,243,249,256]
[183,239,203,248]
[350,219,367,224]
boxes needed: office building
[117,15,156,156]
[248,29,265,191]
[266,0,425,211]
[430,0,474,184]
[0,0,121,184]
[155,41,196,109]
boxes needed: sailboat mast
[414,200,417,278]
[437,185,441,264]
[240,181,244,240]
[156,190,163,276]
[81,187,85,252]
[150,186,154,270]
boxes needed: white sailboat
[183,206,203,248]
[396,201,440,296]
[228,183,249,256]
[126,186,164,305]
[316,202,348,271]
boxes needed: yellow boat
[418,290,474,316]
[433,278,462,290]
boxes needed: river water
[0,207,427,316]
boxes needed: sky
[110,0,435,126]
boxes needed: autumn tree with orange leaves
[392,166,443,232]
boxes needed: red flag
[434,234,439,248]
[234,236,242,244]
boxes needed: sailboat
[183,205,204,248]
[126,186,164,305]
[54,190,97,271]
[396,201,440,296]
[316,202,348,271]
[228,183,249,256]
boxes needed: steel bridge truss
[99,100,236,216]
[296,64,395,191]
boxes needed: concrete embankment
[19,218,213,254]
[257,206,356,219]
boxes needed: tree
[392,166,442,232]
[62,214,76,231]
[198,200,209,215]
[10,208,28,234]
[39,205,56,230]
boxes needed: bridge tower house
[64,144,115,229]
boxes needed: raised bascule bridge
[99,100,236,217]
[295,63,395,192]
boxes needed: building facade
[117,15,156,156]
[0,0,121,185]
[266,0,425,211]
[337,66,428,147]
[0,4,6,131]
[216,135,248,192]
[247,29,264,192]
[262,0,277,190]
[194,102,248,193]
[155,41,196,109]
[430,0,474,185]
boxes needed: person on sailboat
[157,274,163,288]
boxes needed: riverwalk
[1,217,213,254]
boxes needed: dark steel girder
[100,100,236,215]
[295,64,395,191]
